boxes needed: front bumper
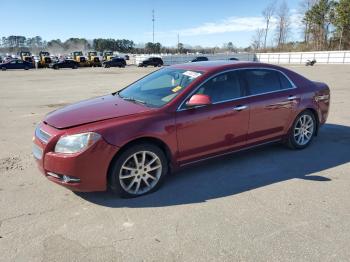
[33,124,119,192]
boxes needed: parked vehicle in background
[1,59,33,70]
[229,57,239,61]
[33,61,330,197]
[103,57,126,68]
[38,51,52,68]
[18,51,33,63]
[87,51,102,67]
[71,51,89,67]
[103,51,114,61]
[49,59,79,69]
[138,57,163,67]
[125,55,130,60]
[191,56,208,62]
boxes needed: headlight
[55,132,101,154]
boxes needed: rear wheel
[24,66,29,70]
[73,65,78,69]
[287,110,316,149]
[109,143,168,198]
[54,65,59,70]
[1,67,6,71]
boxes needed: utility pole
[177,33,180,50]
[152,9,155,44]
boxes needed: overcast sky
[2,0,303,47]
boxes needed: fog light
[62,175,80,183]
[46,172,80,183]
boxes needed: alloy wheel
[294,114,314,146]
[119,151,162,195]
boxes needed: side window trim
[177,67,296,111]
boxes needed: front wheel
[1,67,6,71]
[287,110,316,149]
[109,144,168,198]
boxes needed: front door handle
[288,95,297,101]
[233,105,248,111]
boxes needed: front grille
[35,127,51,143]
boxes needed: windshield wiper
[120,96,148,106]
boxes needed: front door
[176,70,250,164]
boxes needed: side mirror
[186,94,212,107]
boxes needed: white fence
[132,50,350,66]
[256,51,350,64]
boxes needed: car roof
[170,60,280,73]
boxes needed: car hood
[45,94,153,129]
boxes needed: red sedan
[33,61,330,197]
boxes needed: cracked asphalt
[0,65,350,261]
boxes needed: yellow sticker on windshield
[172,86,182,93]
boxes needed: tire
[287,110,316,149]
[73,65,78,69]
[104,64,110,68]
[109,143,168,198]
[24,66,29,70]
[54,65,59,70]
[1,67,6,71]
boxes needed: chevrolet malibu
[33,61,330,197]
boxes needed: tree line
[0,35,240,55]
[252,0,350,52]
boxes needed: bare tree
[251,28,265,50]
[275,0,291,48]
[262,1,276,49]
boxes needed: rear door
[176,70,250,163]
[241,68,298,144]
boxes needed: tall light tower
[152,9,155,44]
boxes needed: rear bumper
[33,131,119,192]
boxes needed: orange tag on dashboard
[172,86,182,92]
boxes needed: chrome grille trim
[35,127,51,143]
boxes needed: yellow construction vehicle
[38,51,52,68]
[18,51,33,63]
[87,51,102,67]
[71,51,89,67]
[103,51,114,61]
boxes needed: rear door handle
[288,95,297,101]
[233,105,248,111]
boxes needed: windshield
[118,68,203,107]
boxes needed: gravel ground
[0,65,349,262]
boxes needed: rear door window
[242,69,282,95]
[279,73,293,90]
